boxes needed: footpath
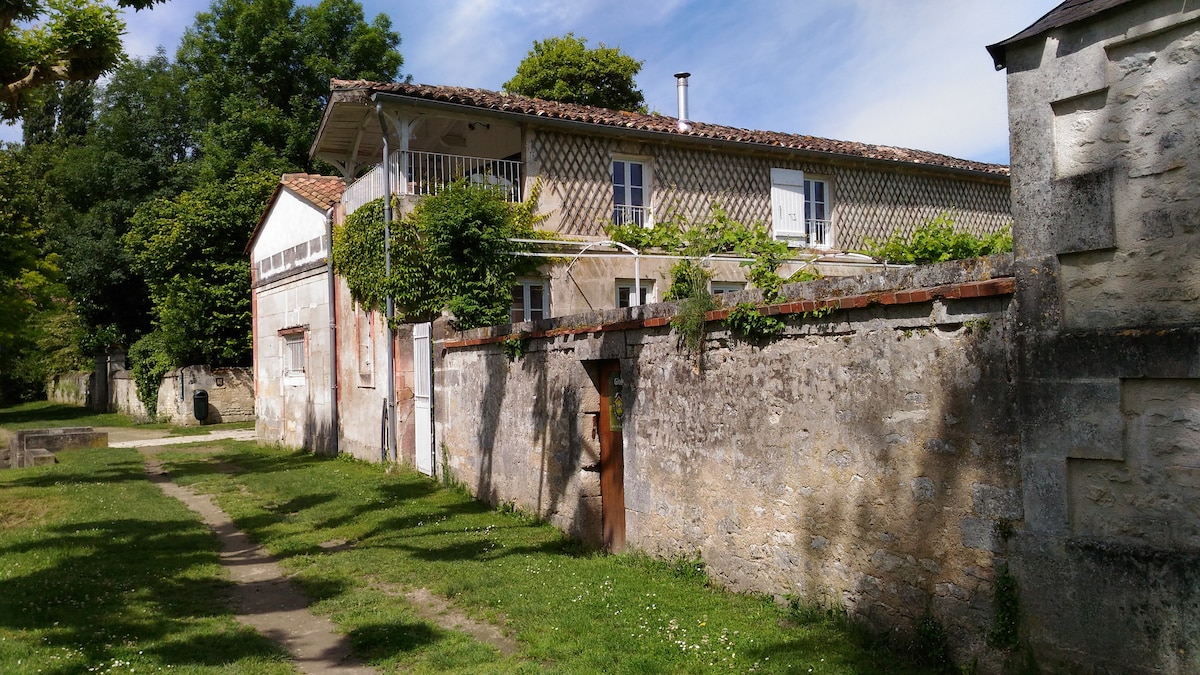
[115,429,374,675]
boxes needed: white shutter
[770,168,806,241]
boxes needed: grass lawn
[1,400,940,673]
[0,446,294,674]
[162,443,939,674]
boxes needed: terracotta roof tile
[331,79,1009,177]
[281,173,345,210]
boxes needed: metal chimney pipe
[674,72,692,132]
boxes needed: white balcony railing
[807,219,831,248]
[612,205,651,228]
[343,150,523,216]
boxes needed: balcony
[343,150,523,216]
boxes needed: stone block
[27,449,56,466]
[960,517,1000,552]
[972,484,1022,520]
[1024,378,1123,460]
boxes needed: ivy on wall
[331,181,546,331]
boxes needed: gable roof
[314,79,1009,178]
[987,0,1137,70]
[245,173,345,254]
[280,173,346,210]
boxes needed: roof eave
[366,89,1008,182]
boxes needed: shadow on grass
[0,517,287,669]
[3,455,150,489]
[348,620,441,661]
[0,402,141,431]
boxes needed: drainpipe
[376,101,397,463]
[325,206,339,456]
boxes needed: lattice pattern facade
[530,130,1011,250]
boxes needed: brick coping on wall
[443,276,1015,350]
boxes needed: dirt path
[141,450,374,675]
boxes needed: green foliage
[504,33,646,112]
[177,0,403,178]
[989,563,1020,649]
[127,331,172,418]
[333,182,542,331]
[500,335,527,362]
[803,305,835,321]
[668,263,718,355]
[912,613,952,670]
[331,197,390,311]
[605,216,683,252]
[126,164,282,369]
[0,144,80,403]
[726,302,785,342]
[0,0,165,120]
[865,214,1013,265]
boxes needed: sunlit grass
[168,444,934,674]
[0,447,294,673]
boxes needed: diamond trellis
[531,129,1012,250]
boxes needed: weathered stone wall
[154,366,255,426]
[1003,2,1200,672]
[46,372,92,407]
[253,266,335,452]
[528,129,1012,249]
[436,256,1019,666]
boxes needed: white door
[413,322,434,476]
[770,168,806,243]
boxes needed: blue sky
[1,0,1061,164]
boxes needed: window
[616,279,654,308]
[612,157,649,226]
[771,168,832,248]
[511,280,548,323]
[710,281,745,295]
[804,178,830,248]
[281,330,305,382]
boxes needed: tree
[504,33,645,112]
[176,0,403,178]
[0,143,84,403]
[1,0,164,121]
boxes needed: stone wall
[1003,3,1200,672]
[156,366,255,426]
[46,372,92,407]
[436,255,1019,667]
[46,361,253,425]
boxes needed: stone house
[312,77,1013,316]
[989,0,1200,671]
[250,174,347,454]
[250,77,1015,467]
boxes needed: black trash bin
[193,389,209,423]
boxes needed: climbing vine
[865,213,1013,265]
[609,203,824,351]
[726,302,785,342]
[331,181,547,330]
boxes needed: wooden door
[598,361,626,552]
